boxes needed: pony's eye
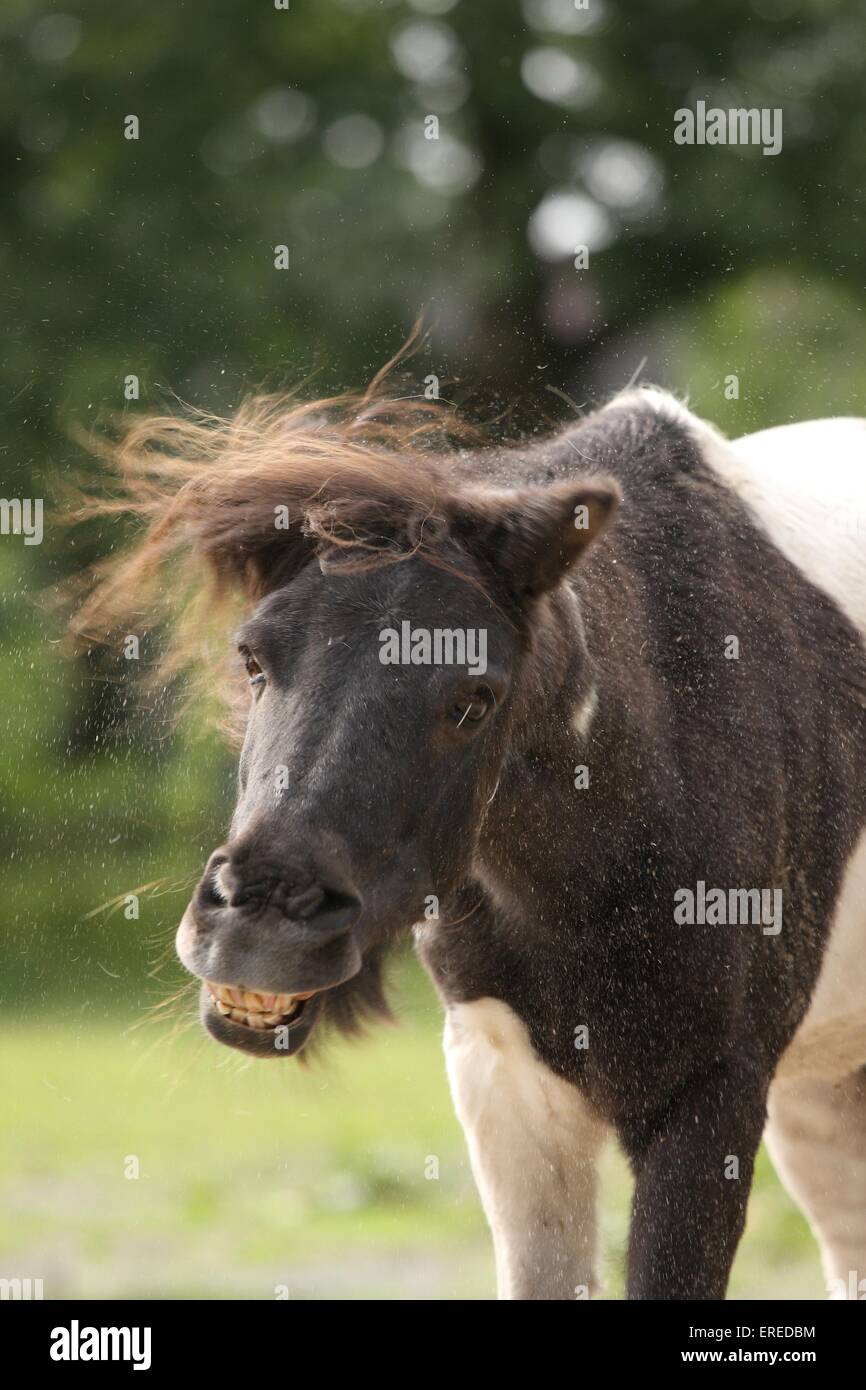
[244,653,266,687]
[451,688,493,727]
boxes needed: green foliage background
[1,0,863,1298]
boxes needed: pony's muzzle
[176,838,364,1011]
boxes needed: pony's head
[74,384,619,1057]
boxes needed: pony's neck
[513,579,614,765]
[475,574,667,918]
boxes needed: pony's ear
[448,477,621,602]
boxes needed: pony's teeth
[206,980,313,1028]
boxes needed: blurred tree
[2,0,865,475]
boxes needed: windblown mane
[69,376,479,724]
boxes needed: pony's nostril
[272,881,359,927]
[312,887,362,930]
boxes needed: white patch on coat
[572,685,598,738]
[727,417,866,636]
[443,996,608,1299]
[608,387,866,637]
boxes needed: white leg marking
[444,997,608,1299]
[766,1069,866,1297]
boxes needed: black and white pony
[84,384,866,1299]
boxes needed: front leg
[444,996,608,1300]
[623,1060,770,1299]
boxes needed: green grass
[0,959,824,1300]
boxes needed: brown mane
[67,377,481,724]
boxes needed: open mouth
[206,980,315,1031]
[199,979,325,1058]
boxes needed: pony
[75,380,866,1299]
